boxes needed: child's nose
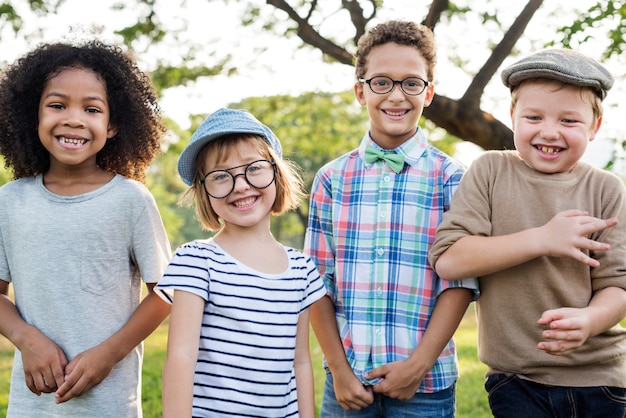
[387,83,406,100]
[63,109,86,128]
[232,173,251,192]
[540,121,561,140]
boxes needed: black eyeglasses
[358,76,430,96]
[200,159,276,199]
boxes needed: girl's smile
[38,67,117,171]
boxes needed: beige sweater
[429,151,626,387]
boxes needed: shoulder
[318,148,360,174]
[576,162,625,194]
[0,177,36,202]
[175,239,219,255]
[114,175,153,195]
[109,175,159,205]
[284,245,312,263]
[425,144,467,176]
[472,150,518,165]
[465,150,522,174]
[0,176,34,190]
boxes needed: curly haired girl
[0,39,171,417]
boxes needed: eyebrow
[43,91,107,104]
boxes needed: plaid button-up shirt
[304,129,478,393]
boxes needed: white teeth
[385,110,405,116]
[59,136,87,145]
[233,197,256,207]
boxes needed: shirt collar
[358,128,428,168]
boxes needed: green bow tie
[364,144,405,173]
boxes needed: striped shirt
[304,129,478,393]
[156,239,326,417]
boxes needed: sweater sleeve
[429,152,498,268]
[588,170,626,291]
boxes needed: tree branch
[341,0,374,44]
[266,0,354,64]
[462,0,544,106]
[423,0,448,30]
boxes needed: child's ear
[107,124,118,139]
[423,83,435,107]
[589,116,603,142]
[354,82,366,106]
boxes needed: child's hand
[537,307,592,355]
[19,327,67,395]
[55,344,116,403]
[538,210,617,267]
[367,359,425,400]
[331,369,374,410]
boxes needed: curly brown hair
[354,20,437,82]
[0,39,166,182]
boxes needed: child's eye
[373,79,390,87]
[562,119,577,124]
[208,171,231,182]
[86,107,102,114]
[49,103,65,110]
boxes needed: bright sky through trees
[1,0,623,169]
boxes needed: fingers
[55,370,86,403]
[537,340,578,355]
[537,308,587,355]
[25,373,42,396]
[24,357,67,395]
[339,389,373,410]
[336,381,374,410]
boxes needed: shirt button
[377,248,384,256]
[384,175,391,182]
[376,286,383,295]
[380,212,386,218]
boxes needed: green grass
[2,308,624,417]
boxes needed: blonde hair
[510,78,603,122]
[181,134,305,231]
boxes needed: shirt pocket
[80,251,124,295]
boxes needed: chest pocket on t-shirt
[80,251,125,295]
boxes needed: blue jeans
[486,373,626,418]
[320,371,456,418]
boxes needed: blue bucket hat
[177,108,283,186]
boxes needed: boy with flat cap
[429,48,626,417]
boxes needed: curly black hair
[0,39,166,183]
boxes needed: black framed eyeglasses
[358,76,430,96]
[200,159,276,199]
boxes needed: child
[156,108,326,417]
[0,40,172,417]
[304,20,478,417]
[429,48,626,417]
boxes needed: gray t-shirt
[0,174,171,418]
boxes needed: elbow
[433,254,463,281]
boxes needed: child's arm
[0,279,68,394]
[294,309,316,418]
[161,290,204,417]
[435,210,617,281]
[366,288,472,399]
[537,286,626,355]
[310,295,374,410]
[54,283,171,403]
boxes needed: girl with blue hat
[156,108,325,417]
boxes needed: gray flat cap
[501,48,614,100]
[178,108,283,186]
